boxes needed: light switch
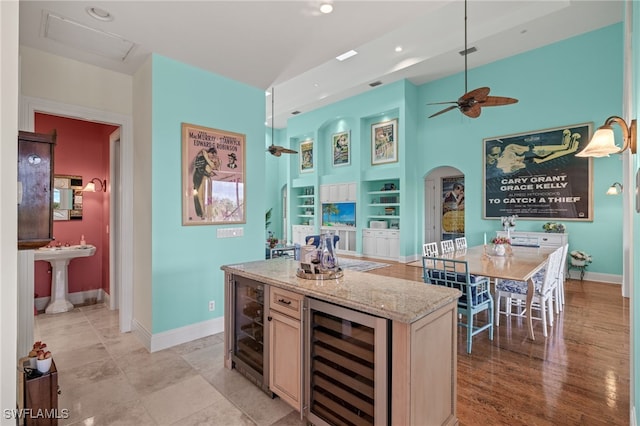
[217,227,244,238]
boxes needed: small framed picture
[371,119,398,165]
[300,139,314,173]
[332,131,350,167]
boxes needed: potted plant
[542,222,566,233]
[570,250,592,266]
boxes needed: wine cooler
[305,298,389,426]
[230,276,272,395]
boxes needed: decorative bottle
[318,231,339,272]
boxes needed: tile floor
[33,304,304,426]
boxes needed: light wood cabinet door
[269,309,302,410]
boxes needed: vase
[571,259,586,266]
[318,231,339,272]
[36,357,52,374]
[494,244,506,256]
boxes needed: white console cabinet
[362,229,400,259]
[496,231,568,249]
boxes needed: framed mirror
[53,175,83,221]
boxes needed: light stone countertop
[221,258,461,324]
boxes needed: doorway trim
[20,95,134,332]
[423,166,464,246]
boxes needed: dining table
[447,244,555,340]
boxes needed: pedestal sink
[35,245,96,314]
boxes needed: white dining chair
[422,242,439,257]
[441,239,455,254]
[455,237,467,251]
[494,246,563,337]
[554,244,569,314]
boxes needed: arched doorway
[424,166,465,246]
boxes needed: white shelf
[367,190,399,196]
[368,215,400,219]
[368,203,400,207]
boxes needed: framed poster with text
[300,139,314,173]
[332,131,350,167]
[483,123,593,221]
[182,123,245,225]
[371,119,398,165]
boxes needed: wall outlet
[208,300,215,311]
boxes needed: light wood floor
[363,257,630,425]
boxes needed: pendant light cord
[271,87,275,146]
[464,0,468,94]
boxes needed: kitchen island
[222,258,461,426]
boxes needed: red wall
[35,113,118,299]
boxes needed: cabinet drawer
[270,287,303,320]
[538,234,563,247]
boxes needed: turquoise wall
[265,127,287,241]
[280,23,624,275]
[287,80,417,254]
[419,23,624,275]
[151,55,266,333]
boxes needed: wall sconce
[575,116,636,157]
[606,182,623,195]
[82,178,106,192]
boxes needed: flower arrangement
[501,215,517,231]
[570,250,592,266]
[267,231,279,249]
[542,222,566,233]
[491,236,511,245]
[28,341,52,373]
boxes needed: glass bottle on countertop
[318,231,339,272]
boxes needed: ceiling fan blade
[428,105,459,118]
[459,87,490,103]
[278,147,298,154]
[481,96,519,107]
[268,145,297,156]
[462,104,482,118]
[427,101,458,106]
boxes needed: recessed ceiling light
[336,50,358,61]
[320,3,333,14]
[86,7,113,22]
[395,46,403,53]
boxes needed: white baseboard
[35,289,108,312]
[567,270,622,284]
[131,319,152,352]
[132,316,225,353]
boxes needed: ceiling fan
[428,0,518,119]
[267,87,298,156]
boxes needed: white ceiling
[19,1,623,128]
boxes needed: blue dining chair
[304,234,340,249]
[422,256,493,354]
